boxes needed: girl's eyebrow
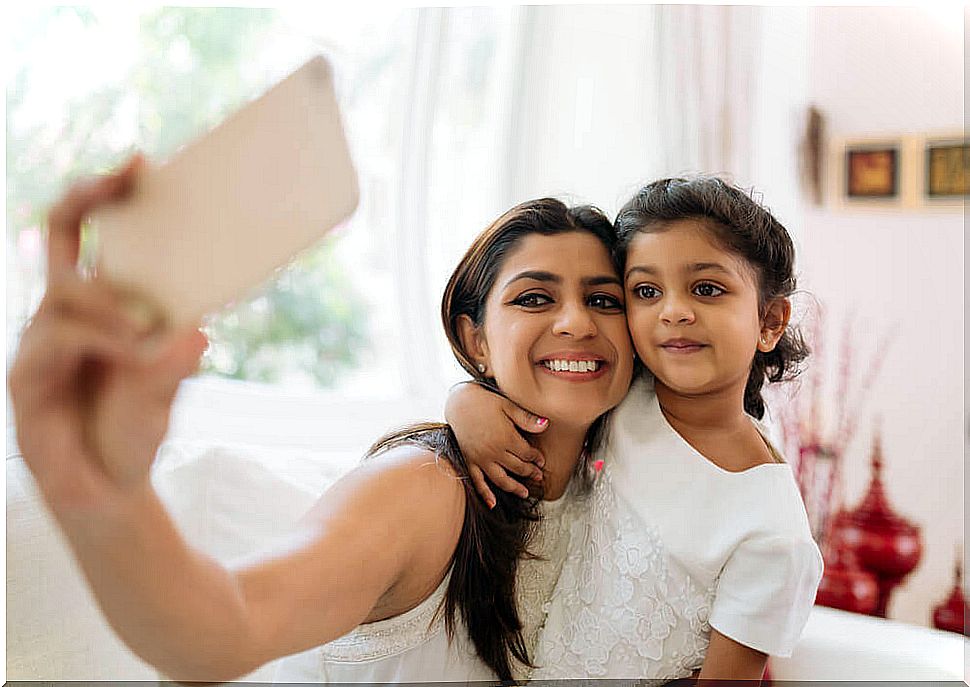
[625,262,735,279]
[504,270,621,289]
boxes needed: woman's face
[466,231,634,430]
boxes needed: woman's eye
[589,293,624,311]
[693,283,725,298]
[512,292,552,308]
[634,284,660,300]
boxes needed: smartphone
[90,55,359,333]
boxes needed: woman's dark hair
[366,198,618,681]
[614,176,809,419]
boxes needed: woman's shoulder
[309,429,467,532]
[356,440,465,505]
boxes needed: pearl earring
[477,363,486,374]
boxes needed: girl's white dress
[272,488,582,683]
[531,375,824,681]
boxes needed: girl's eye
[511,292,552,308]
[693,282,725,298]
[633,284,661,300]
[589,293,624,312]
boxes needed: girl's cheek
[624,310,652,360]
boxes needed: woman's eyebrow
[504,271,621,289]
[585,275,622,288]
[504,270,559,288]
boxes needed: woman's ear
[758,298,792,353]
[456,314,490,375]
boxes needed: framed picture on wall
[829,136,915,210]
[925,138,969,199]
[845,144,899,199]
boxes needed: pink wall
[800,6,965,625]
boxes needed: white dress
[532,375,823,681]
[273,484,582,683]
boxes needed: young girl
[445,176,824,681]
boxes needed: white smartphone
[90,55,359,333]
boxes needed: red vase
[932,550,969,636]
[839,432,922,617]
[816,510,879,614]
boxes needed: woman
[8,156,633,683]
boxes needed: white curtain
[653,5,764,183]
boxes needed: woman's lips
[536,360,609,381]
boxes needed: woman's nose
[552,301,597,338]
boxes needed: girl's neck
[533,423,588,501]
[653,378,751,436]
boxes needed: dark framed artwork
[845,145,899,199]
[925,139,969,198]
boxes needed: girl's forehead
[625,220,753,281]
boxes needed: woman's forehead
[497,231,617,282]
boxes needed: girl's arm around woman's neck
[51,445,466,682]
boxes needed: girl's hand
[444,382,548,507]
[8,156,207,508]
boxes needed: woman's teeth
[541,359,601,373]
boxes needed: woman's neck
[533,423,588,501]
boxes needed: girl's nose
[552,301,597,338]
[660,295,695,325]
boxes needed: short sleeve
[708,534,823,657]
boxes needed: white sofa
[7,439,968,682]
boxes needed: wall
[800,6,965,626]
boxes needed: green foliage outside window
[7,6,370,388]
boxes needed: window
[7,7,519,448]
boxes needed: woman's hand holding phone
[9,156,207,509]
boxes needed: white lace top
[272,485,580,683]
[531,376,823,681]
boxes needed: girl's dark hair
[366,198,617,681]
[614,176,809,419]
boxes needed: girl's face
[463,231,634,430]
[623,219,766,399]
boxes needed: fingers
[500,425,545,470]
[468,465,497,510]
[38,276,144,343]
[502,400,549,436]
[129,325,207,407]
[500,450,544,482]
[46,154,144,285]
[484,463,530,500]
[10,317,134,397]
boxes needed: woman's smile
[536,351,608,380]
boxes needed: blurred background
[5,4,965,633]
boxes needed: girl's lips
[659,343,707,354]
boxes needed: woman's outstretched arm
[8,159,465,682]
[52,447,464,682]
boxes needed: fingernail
[536,417,548,427]
[488,499,496,510]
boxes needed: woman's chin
[539,404,611,432]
